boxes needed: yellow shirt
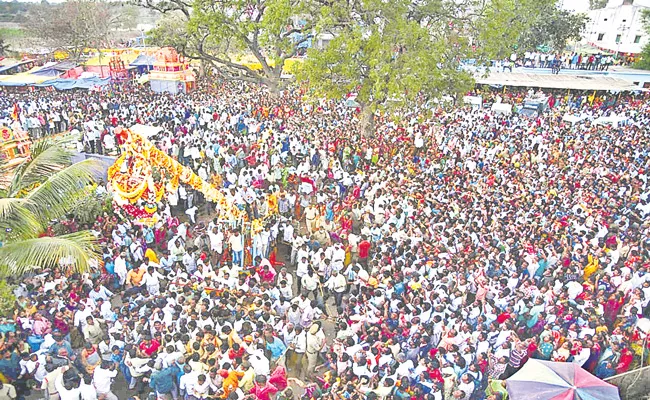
[145,248,159,264]
[24,305,37,317]
[239,367,255,392]
[126,268,146,286]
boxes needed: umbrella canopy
[506,359,620,400]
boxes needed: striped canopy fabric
[506,359,621,400]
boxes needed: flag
[11,103,19,121]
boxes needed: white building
[584,0,650,54]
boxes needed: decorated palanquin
[0,123,31,166]
[107,127,244,222]
[149,47,195,94]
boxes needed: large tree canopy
[142,0,559,134]
[145,0,318,92]
[635,9,650,70]
[519,7,588,52]
[297,0,555,135]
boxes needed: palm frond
[0,231,100,276]
[25,159,104,224]
[0,197,43,240]
[8,139,75,197]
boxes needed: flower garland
[107,127,283,235]
[120,203,153,219]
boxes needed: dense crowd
[0,80,649,400]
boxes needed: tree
[636,45,650,69]
[519,6,588,52]
[297,0,552,136]
[142,0,318,92]
[636,9,650,69]
[0,281,15,317]
[0,138,103,276]
[588,0,607,10]
[25,0,132,60]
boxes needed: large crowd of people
[0,79,648,400]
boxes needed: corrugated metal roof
[475,72,642,91]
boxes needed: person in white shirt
[288,325,306,378]
[55,367,81,400]
[92,362,118,400]
[114,252,128,285]
[208,226,224,263]
[179,365,198,397]
[278,279,293,302]
[457,374,475,400]
[229,230,244,267]
[185,205,198,224]
[325,270,347,307]
[283,222,294,245]
[73,303,92,330]
[20,353,47,384]
[88,285,113,302]
[295,255,310,293]
[141,266,165,296]
[189,373,214,398]
[79,375,98,400]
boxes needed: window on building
[604,18,608,21]
[616,34,622,43]
[635,35,642,43]
[622,0,633,5]
[598,33,605,41]
[622,19,627,22]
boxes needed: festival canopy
[0,59,35,74]
[34,76,111,90]
[130,54,156,67]
[0,72,53,86]
[506,359,621,400]
[31,61,78,77]
[475,72,643,92]
[30,68,62,78]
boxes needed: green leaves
[0,140,102,276]
[636,9,650,70]
[518,7,589,52]
[146,0,553,106]
[0,232,100,276]
[144,0,319,91]
[299,0,473,115]
[26,159,104,226]
[8,137,74,197]
[0,198,42,241]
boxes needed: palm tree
[0,138,104,276]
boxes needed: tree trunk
[264,78,282,98]
[199,60,206,78]
[359,105,375,138]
